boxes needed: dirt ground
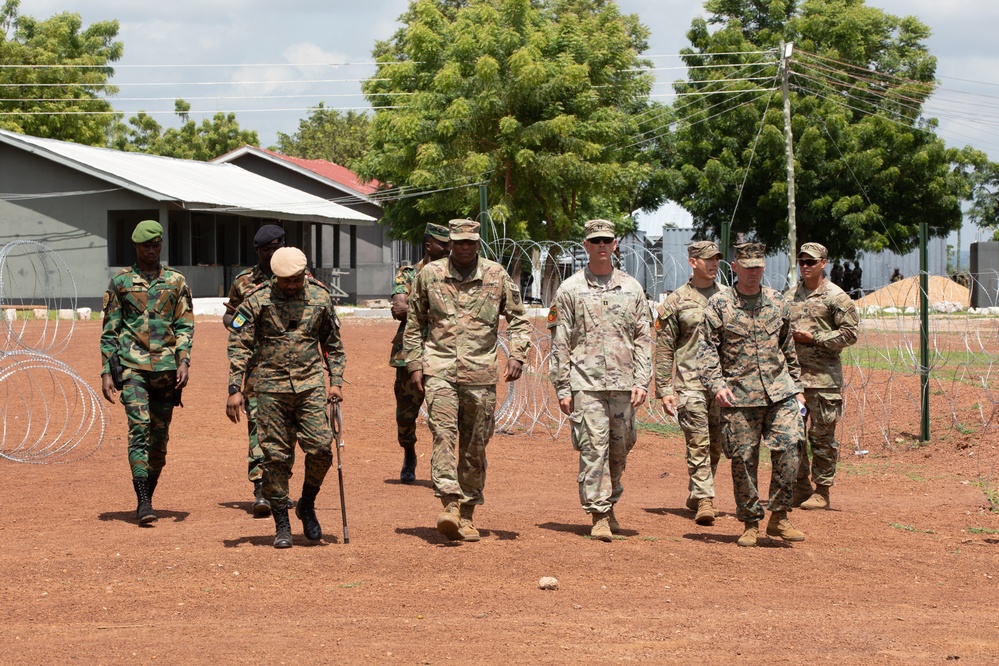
[2,317,998,665]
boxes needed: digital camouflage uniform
[226,265,269,483]
[228,276,345,508]
[549,267,652,516]
[100,264,194,478]
[696,285,804,523]
[785,278,859,488]
[655,278,727,503]
[403,256,531,508]
[390,257,430,451]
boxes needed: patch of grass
[888,522,934,534]
[954,422,976,435]
[968,527,999,535]
[637,420,682,437]
[905,472,926,482]
[338,580,365,589]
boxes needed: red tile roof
[256,147,380,196]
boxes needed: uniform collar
[584,266,619,288]
[447,257,482,282]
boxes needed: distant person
[890,267,903,283]
[830,260,844,288]
[850,261,863,299]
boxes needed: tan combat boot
[590,513,613,542]
[800,485,830,510]
[737,521,759,547]
[458,504,480,542]
[608,507,621,534]
[685,496,699,512]
[791,482,813,508]
[436,496,461,541]
[694,498,715,525]
[766,511,805,542]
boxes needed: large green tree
[663,0,973,259]
[0,0,122,145]
[110,99,259,161]
[356,0,667,242]
[275,104,370,165]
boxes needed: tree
[275,104,370,165]
[0,0,122,145]
[110,99,259,161]
[966,157,999,240]
[356,0,667,243]
[663,0,973,259]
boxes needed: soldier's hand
[503,359,524,382]
[176,361,190,389]
[226,392,243,424]
[715,387,735,408]
[390,296,409,322]
[558,396,573,416]
[661,394,677,417]
[631,387,647,409]
[327,385,344,403]
[101,374,119,405]
[792,330,815,344]
[410,369,424,393]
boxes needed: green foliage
[275,104,371,166]
[109,99,259,160]
[356,0,666,242]
[0,0,122,145]
[888,522,934,534]
[663,0,978,259]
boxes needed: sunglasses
[797,258,821,266]
[588,237,615,245]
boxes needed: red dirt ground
[2,317,998,665]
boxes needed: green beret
[131,220,163,244]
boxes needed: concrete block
[32,308,47,319]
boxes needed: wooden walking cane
[329,400,350,544]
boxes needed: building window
[332,224,340,268]
[349,225,357,269]
[107,210,159,266]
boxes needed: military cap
[131,220,163,244]
[584,219,616,240]
[425,222,450,242]
[798,242,827,259]
[688,240,722,259]
[449,218,480,241]
[270,247,308,277]
[253,224,286,248]
[733,242,766,268]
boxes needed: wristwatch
[228,384,241,395]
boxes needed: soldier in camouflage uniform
[100,219,194,526]
[655,240,727,526]
[696,242,807,547]
[389,222,451,483]
[403,219,531,543]
[226,247,345,549]
[785,242,859,510]
[549,219,652,542]
[223,224,286,517]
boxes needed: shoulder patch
[547,305,558,323]
[102,291,111,313]
[308,275,331,293]
[654,317,663,331]
[231,312,248,330]
[245,281,269,297]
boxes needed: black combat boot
[132,477,157,525]
[252,480,271,518]
[272,505,293,548]
[147,470,160,500]
[400,445,417,484]
[295,484,322,541]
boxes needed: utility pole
[781,41,798,288]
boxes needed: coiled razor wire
[0,241,107,463]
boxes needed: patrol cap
[798,242,827,259]
[425,222,450,242]
[733,242,766,268]
[584,219,616,240]
[253,224,286,248]
[449,218,480,241]
[131,220,163,244]
[688,240,722,259]
[270,247,308,277]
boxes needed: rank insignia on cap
[547,306,558,323]
[232,313,247,330]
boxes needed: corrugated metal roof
[0,129,374,225]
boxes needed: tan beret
[270,247,308,277]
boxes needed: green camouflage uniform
[100,265,194,479]
[696,286,803,523]
[785,278,859,488]
[549,267,652,515]
[403,257,531,507]
[228,276,345,508]
[226,265,269,483]
[655,278,727,503]
[390,258,429,450]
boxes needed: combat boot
[608,507,621,534]
[132,477,157,525]
[436,496,461,541]
[590,513,613,542]
[458,504,480,542]
[695,498,716,526]
[766,511,805,542]
[792,481,813,508]
[400,445,417,484]
[148,470,161,500]
[272,505,293,548]
[252,480,271,518]
[685,496,698,512]
[295,484,323,541]
[737,521,759,547]
[800,485,830,510]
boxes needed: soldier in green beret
[100,219,194,526]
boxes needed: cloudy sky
[27,0,999,243]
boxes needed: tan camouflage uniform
[403,256,531,507]
[549,267,652,516]
[655,277,727,503]
[228,276,345,508]
[697,285,804,524]
[785,276,859,488]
